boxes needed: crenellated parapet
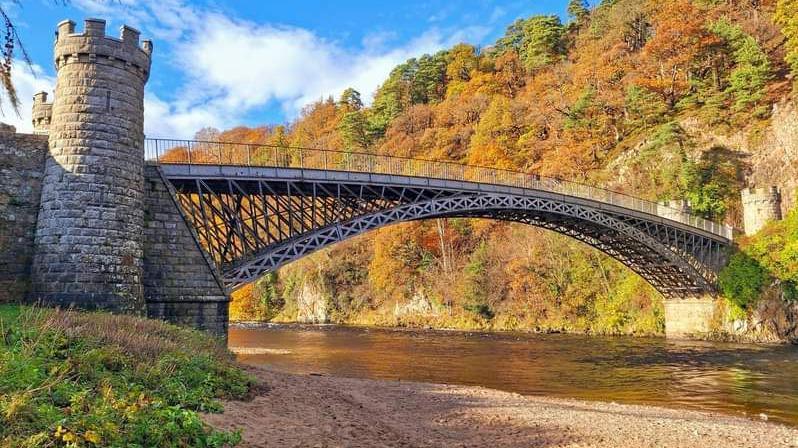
[31,91,52,135]
[741,186,782,236]
[54,19,152,82]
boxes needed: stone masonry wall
[741,187,782,236]
[663,296,716,338]
[143,165,229,335]
[0,130,48,303]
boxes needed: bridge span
[146,138,733,300]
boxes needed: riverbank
[205,366,798,448]
[0,305,253,446]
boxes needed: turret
[31,19,152,313]
[31,91,52,134]
[741,186,782,236]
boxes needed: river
[229,324,798,426]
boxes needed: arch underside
[164,175,729,300]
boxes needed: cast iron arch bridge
[145,139,734,300]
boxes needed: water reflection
[230,324,798,426]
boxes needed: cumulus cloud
[66,0,491,138]
[178,14,472,113]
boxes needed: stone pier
[663,296,716,338]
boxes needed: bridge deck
[145,138,733,241]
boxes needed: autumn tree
[775,0,798,76]
[638,0,719,109]
[445,44,480,97]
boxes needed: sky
[5,0,575,138]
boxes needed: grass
[0,304,22,325]
[0,305,255,447]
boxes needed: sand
[204,366,798,448]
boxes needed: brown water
[230,324,798,426]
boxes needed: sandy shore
[204,366,798,448]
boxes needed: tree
[339,87,363,111]
[567,0,590,24]
[678,147,744,220]
[445,44,479,84]
[775,0,798,76]
[338,109,370,150]
[624,85,667,129]
[337,88,370,150]
[496,15,565,71]
[710,18,772,112]
[461,241,494,320]
[622,12,651,52]
[638,0,719,108]
[718,251,768,312]
[369,51,449,137]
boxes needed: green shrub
[718,251,769,310]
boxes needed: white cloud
[178,14,462,113]
[64,0,492,138]
[2,62,55,133]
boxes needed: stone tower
[31,91,52,134]
[741,186,782,236]
[30,19,152,313]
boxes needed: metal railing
[144,138,734,240]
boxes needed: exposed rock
[710,289,798,344]
[296,284,329,323]
[394,290,440,319]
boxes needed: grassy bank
[0,305,254,447]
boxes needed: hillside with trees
[208,0,798,337]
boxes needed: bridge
[145,138,733,300]
[5,17,741,338]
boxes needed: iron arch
[221,192,717,298]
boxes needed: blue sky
[6,0,575,137]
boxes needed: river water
[229,324,798,426]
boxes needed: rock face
[394,290,439,319]
[30,19,152,313]
[295,284,329,323]
[749,101,798,212]
[714,290,798,343]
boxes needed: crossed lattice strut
[163,171,730,300]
